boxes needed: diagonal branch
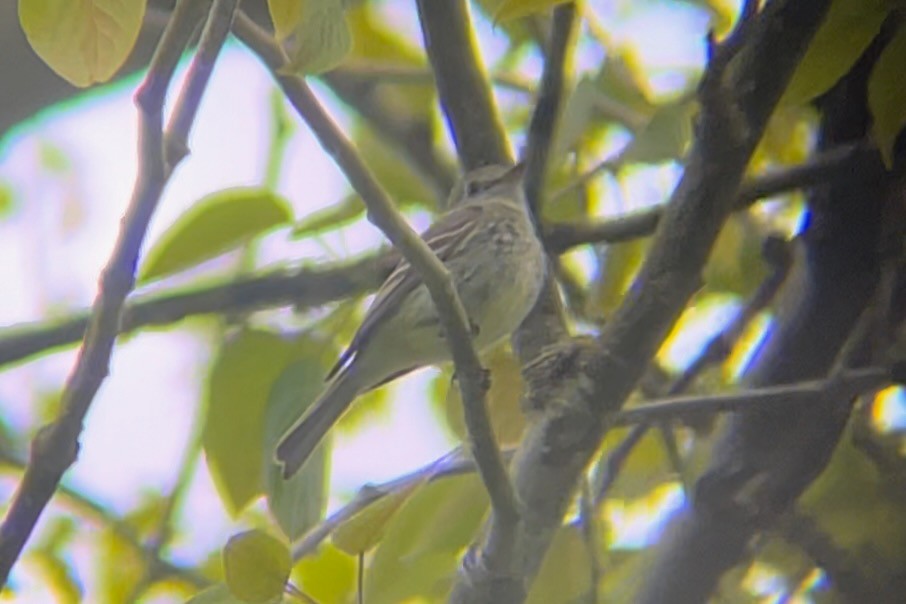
[232,11,519,533]
[0,0,232,586]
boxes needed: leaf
[494,0,572,22]
[18,0,145,87]
[526,526,592,604]
[291,193,364,238]
[364,474,489,604]
[0,182,15,218]
[445,343,526,446]
[619,100,694,166]
[223,530,291,604]
[268,0,304,41]
[780,0,888,106]
[203,330,298,515]
[186,584,248,604]
[294,543,356,603]
[140,188,292,283]
[869,25,906,168]
[28,552,82,604]
[263,355,332,540]
[282,0,352,76]
[331,467,433,555]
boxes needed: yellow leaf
[494,0,572,22]
[445,343,526,445]
[223,530,291,604]
[526,527,592,604]
[869,26,906,168]
[268,0,304,41]
[282,0,352,75]
[332,463,434,555]
[780,0,888,106]
[18,0,145,87]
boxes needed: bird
[275,162,547,478]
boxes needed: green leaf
[18,0,145,87]
[291,193,364,238]
[264,356,332,540]
[223,530,291,604]
[140,188,292,283]
[526,526,592,604]
[281,0,352,75]
[619,100,694,166]
[780,0,888,106]
[28,552,82,604]
[268,0,303,41]
[364,474,489,604]
[294,543,356,603]
[493,0,571,21]
[186,584,248,604]
[203,330,298,515]
[869,26,906,168]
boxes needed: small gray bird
[275,163,546,478]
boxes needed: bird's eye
[466,181,487,196]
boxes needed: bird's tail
[275,370,361,479]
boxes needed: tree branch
[452,2,832,601]
[232,11,519,536]
[0,0,228,586]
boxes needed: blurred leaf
[97,526,145,604]
[595,427,673,500]
[553,76,603,159]
[140,188,292,283]
[619,100,694,166]
[263,354,334,540]
[678,0,735,35]
[28,552,81,604]
[332,460,436,555]
[445,343,526,446]
[869,25,906,168]
[589,238,647,319]
[753,106,814,168]
[365,474,488,603]
[282,0,352,75]
[494,0,571,22]
[780,0,888,106]
[0,182,15,218]
[526,526,592,604]
[268,0,303,41]
[353,123,438,210]
[185,584,248,604]
[204,330,299,515]
[801,435,906,569]
[704,214,767,296]
[294,542,356,603]
[38,141,71,174]
[595,51,654,114]
[18,0,145,87]
[291,193,363,238]
[223,530,291,604]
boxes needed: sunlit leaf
[594,427,673,500]
[140,188,292,283]
[869,25,906,168]
[294,542,356,603]
[703,214,767,296]
[28,552,81,604]
[365,474,488,603]
[204,330,299,515]
[780,0,888,106]
[282,0,352,75]
[185,584,247,604]
[589,238,647,319]
[619,100,694,166]
[264,353,334,540]
[97,526,145,604]
[268,0,303,41]
[332,462,435,555]
[445,343,526,445]
[494,0,571,22]
[18,0,145,87]
[223,530,291,604]
[526,526,592,604]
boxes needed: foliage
[1,0,905,603]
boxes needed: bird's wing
[325,203,485,380]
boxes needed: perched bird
[275,163,546,478]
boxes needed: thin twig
[613,366,889,426]
[232,11,519,530]
[0,0,216,586]
[0,143,872,370]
